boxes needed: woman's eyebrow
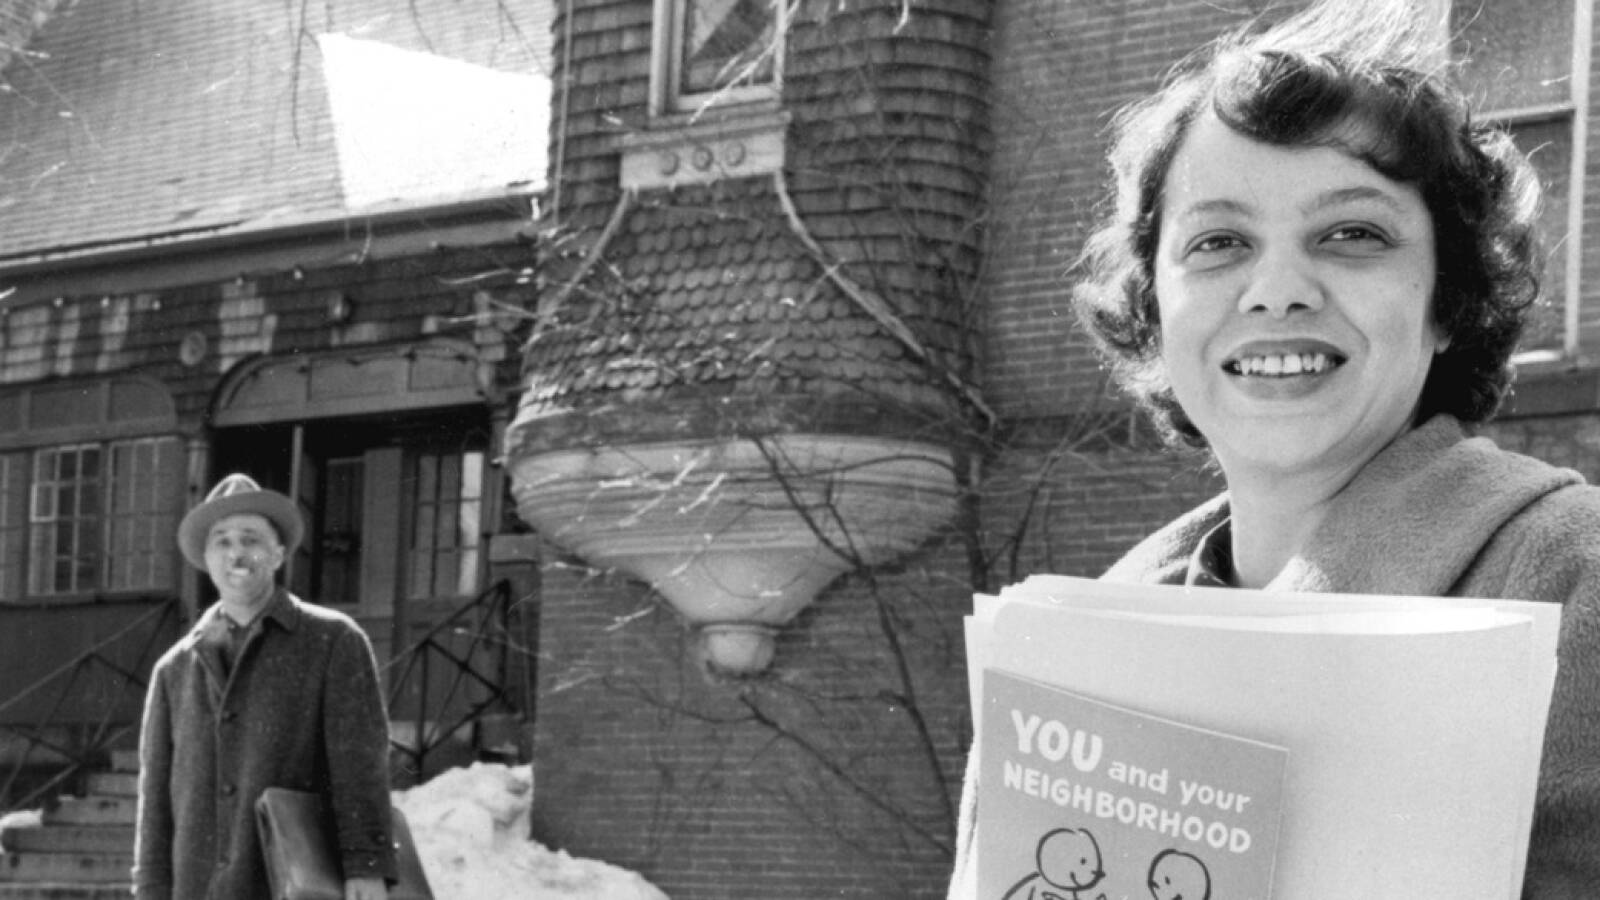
[1169,197,1253,222]
[1169,185,1411,226]
[1303,185,1409,215]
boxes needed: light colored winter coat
[949,415,1600,899]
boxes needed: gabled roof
[0,0,553,265]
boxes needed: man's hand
[344,876,387,900]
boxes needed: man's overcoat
[133,589,397,900]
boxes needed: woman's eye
[1186,233,1245,256]
[1323,224,1391,247]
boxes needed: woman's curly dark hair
[1072,2,1544,447]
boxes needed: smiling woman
[946,0,1600,897]
[1153,115,1447,527]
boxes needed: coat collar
[1105,415,1585,596]
[185,589,304,694]
[185,588,303,646]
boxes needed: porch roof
[0,0,553,267]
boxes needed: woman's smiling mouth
[1223,351,1344,377]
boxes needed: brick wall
[524,0,1600,894]
[1484,412,1600,482]
[979,0,1600,592]
[522,0,993,892]
[979,425,1223,582]
[529,534,972,898]
[982,0,1251,422]
[976,0,1250,584]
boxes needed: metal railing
[0,599,180,813]
[382,579,521,779]
[0,581,524,808]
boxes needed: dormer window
[626,0,790,189]
[652,0,783,117]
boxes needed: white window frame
[1455,0,1593,365]
[650,0,786,119]
[404,448,487,601]
[19,435,183,601]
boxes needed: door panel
[211,411,490,670]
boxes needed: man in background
[133,473,394,900]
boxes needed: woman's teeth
[1226,352,1336,376]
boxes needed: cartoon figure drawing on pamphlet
[1147,848,1211,900]
[1001,827,1109,900]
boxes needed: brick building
[0,0,555,823]
[0,0,1595,897]
[504,0,1600,896]
[503,0,985,894]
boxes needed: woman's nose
[1236,247,1325,318]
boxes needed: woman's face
[1153,112,1445,484]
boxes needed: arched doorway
[206,338,500,666]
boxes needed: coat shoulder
[1501,482,1600,561]
[285,593,365,634]
[1474,482,1600,602]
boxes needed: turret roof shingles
[521,177,952,420]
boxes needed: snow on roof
[0,0,553,262]
[318,33,549,212]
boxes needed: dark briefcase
[255,787,434,900]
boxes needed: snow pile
[392,762,669,900]
[0,808,41,851]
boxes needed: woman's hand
[344,876,388,900]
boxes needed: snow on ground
[392,762,670,900]
[0,807,40,849]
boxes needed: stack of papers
[966,575,1561,900]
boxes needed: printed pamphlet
[979,669,1287,900]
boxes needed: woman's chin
[1207,411,1416,485]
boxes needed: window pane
[31,446,101,595]
[105,438,182,593]
[0,454,24,600]
[681,0,776,96]
[434,476,457,551]
[406,449,483,599]
[314,458,364,606]
[439,454,462,505]
[432,549,459,599]
[458,499,481,553]
[1507,118,1571,354]
[413,498,439,557]
[416,453,439,509]
[79,482,102,517]
[31,480,54,520]
[408,453,440,601]
[408,550,432,603]
[1452,0,1574,112]
[26,526,48,595]
[462,452,484,501]
[456,547,480,597]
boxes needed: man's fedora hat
[177,473,304,569]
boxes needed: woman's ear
[1430,319,1451,354]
